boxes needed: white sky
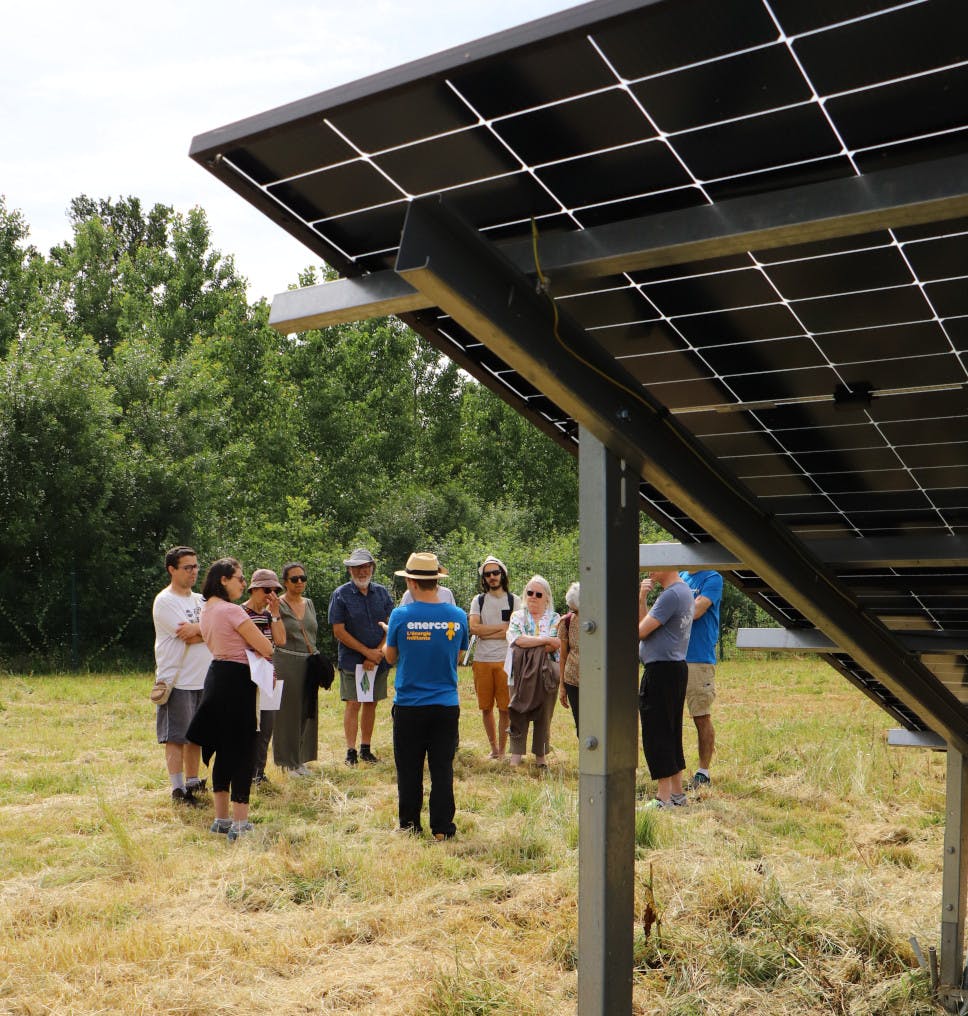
[1,0,569,302]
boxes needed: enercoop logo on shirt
[405,620,462,641]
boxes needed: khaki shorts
[472,661,510,711]
[686,663,716,717]
[340,668,388,702]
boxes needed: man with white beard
[328,548,394,766]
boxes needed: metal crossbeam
[888,729,946,749]
[640,535,968,570]
[394,196,968,754]
[269,153,968,332]
[737,628,968,655]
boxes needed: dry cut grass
[0,660,945,1015]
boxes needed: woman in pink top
[186,558,273,842]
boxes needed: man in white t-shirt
[153,546,212,806]
[400,585,456,606]
[468,556,521,760]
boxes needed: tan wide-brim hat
[395,551,448,580]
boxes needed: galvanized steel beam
[940,748,968,1009]
[576,430,639,1016]
[888,729,946,749]
[737,627,968,654]
[639,535,968,571]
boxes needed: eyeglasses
[288,575,307,583]
[483,570,501,578]
[526,590,543,598]
[179,564,199,571]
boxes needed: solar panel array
[191,0,968,730]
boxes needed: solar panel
[191,0,968,736]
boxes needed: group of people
[152,542,721,840]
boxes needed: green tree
[457,381,578,530]
[44,197,246,358]
[0,329,125,656]
[288,317,466,539]
[0,197,42,356]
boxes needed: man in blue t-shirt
[384,551,469,840]
[679,569,723,790]
[328,547,395,767]
[638,568,694,809]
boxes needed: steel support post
[577,429,640,1016]
[940,747,968,1010]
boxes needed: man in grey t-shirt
[468,556,521,759]
[637,568,693,809]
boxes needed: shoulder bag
[150,642,189,705]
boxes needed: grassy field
[0,660,945,1015]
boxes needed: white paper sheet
[247,650,276,695]
[355,663,376,702]
[260,678,284,711]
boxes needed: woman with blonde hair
[505,574,560,768]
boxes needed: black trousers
[252,710,275,777]
[564,683,580,737]
[187,660,257,804]
[638,660,688,781]
[392,704,460,837]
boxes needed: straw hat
[394,551,448,579]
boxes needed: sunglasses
[483,570,502,578]
[287,575,307,583]
[526,590,544,598]
[179,564,199,571]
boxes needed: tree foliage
[0,198,42,357]
[0,194,755,667]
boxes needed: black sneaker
[186,778,207,794]
[172,787,203,808]
[345,748,358,767]
[688,771,711,790]
[359,749,380,764]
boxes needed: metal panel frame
[393,195,968,755]
[268,153,968,331]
